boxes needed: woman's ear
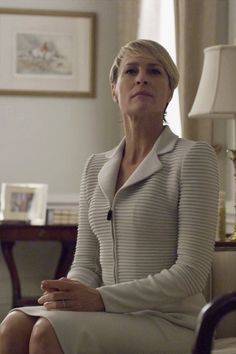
[111,84,119,104]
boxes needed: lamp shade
[188,45,236,119]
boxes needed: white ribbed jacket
[68,126,219,330]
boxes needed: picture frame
[0,8,96,97]
[0,183,48,225]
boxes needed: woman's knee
[30,318,51,348]
[1,311,34,335]
[0,311,36,353]
[30,318,63,354]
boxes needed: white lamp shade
[189,45,236,119]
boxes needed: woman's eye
[150,68,161,75]
[125,68,137,75]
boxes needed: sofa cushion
[212,337,236,353]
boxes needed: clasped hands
[38,278,105,312]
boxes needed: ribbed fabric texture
[68,127,219,320]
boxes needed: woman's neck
[122,115,164,164]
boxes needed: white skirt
[13,306,195,354]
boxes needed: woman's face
[112,53,172,118]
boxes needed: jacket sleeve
[67,155,102,288]
[98,142,219,313]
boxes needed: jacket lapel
[98,126,179,203]
[98,139,125,204]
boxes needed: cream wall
[229,0,236,43]
[0,0,121,202]
[0,0,120,320]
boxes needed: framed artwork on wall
[0,183,48,225]
[0,9,96,97]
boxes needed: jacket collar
[98,126,178,204]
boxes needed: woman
[0,39,219,354]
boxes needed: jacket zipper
[107,201,118,283]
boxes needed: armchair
[191,245,236,354]
[192,292,236,354]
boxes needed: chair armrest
[192,292,236,354]
[212,248,236,337]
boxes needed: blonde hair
[109,39,179,92]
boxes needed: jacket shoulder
[175,137,216,157]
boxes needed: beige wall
[0,0,121,201]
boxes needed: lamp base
[227,232,236,242]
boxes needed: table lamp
[188,45,236,241]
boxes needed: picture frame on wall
[0,183,48,225]
[0,9,96,97]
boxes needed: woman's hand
[38,278,105,312]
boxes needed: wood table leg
[1,241,21,308]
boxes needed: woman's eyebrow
[124,62,163,67]
[124,62,138,66]
[147,62,164,68]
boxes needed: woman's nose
[136,79,148,85]
[135,70,148,85]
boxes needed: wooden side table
[215,241,236,251]
[1,225,234,310]
[0,223,77,308]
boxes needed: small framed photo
[0,183,48,225]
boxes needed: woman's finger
[38,290,70,304]
[41,279,78,291]
[43,299,76,311]
[43,300,64,310]
[41,282,61,292]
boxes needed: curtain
[117,0,141,47]
[174,0,218,142]
[138,0,181,137]
[116,0,141,137]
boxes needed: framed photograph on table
[0,9,96,97]
[0,183,48,225]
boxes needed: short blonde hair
[109,39,179,92]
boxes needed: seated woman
[0,39,219,354]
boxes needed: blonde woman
[0,39,219,354]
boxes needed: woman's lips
[131,91,153,98]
